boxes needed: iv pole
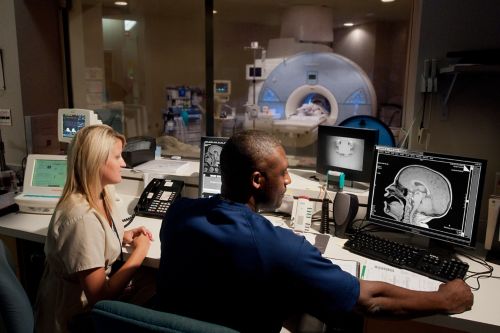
[244,41,264,128]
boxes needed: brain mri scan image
[204,144,223,173]
[383,165,452,228]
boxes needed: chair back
[91,300,239,333]
[0,240,34,333]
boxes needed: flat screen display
[199,136,228,198]
[316,125,378,184]
[32,159,67,188]
[367,146,487,248]
[62,114,86,139]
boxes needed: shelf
[439,64,500,74]
[439,64,500,109]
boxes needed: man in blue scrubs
[157,130,473,333]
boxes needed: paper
[361,259,441,291]
[303,232,330,254]
[329,258,360,277]
[134,159,188,174]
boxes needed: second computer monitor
[199,136,228,198]
[316,125,378,186]
[366,146,487,248]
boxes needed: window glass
[69,0,411,166]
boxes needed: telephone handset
[134,178,184,218]
[290,197,313,232]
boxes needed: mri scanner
[243,51,377,148]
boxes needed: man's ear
[251,171,264,189]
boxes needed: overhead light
[344,22,354,27]
[213,9,218,14]
[114,1,128,6]
[381,0,395,3]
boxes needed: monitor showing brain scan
[367,146,487,248]
[199,136,228,198]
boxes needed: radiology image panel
[383,165,452,228]
[370,153,473,236]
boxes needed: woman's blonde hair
[58,124,125,212]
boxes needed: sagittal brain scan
[383,165,452,228]
[204,144,223,173]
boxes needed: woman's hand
[122,226,153,245]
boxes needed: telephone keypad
[134,179,184,218]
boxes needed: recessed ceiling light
[344,22,354,27]
[114,1,128,6]
[213,10,218,14]
[381,0,395,3]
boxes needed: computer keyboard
[344,232,469,282]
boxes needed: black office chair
[0,240,34,333]
[91,300,240,333]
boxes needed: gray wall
[0,0,26,167]
[410,0,500,241]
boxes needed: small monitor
[214,80,231,97]
[246,65,263,80]
[199,136,228,198]
[367,146,487,248]
[316,125,378,188]
[15,154,67,214]
[58,108,101,143]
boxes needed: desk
[323,233,500,332]
[1,171,499,332]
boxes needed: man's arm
[356,279,473,318]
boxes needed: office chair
[0,240,34,333]
[91,300,240,333]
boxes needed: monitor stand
[426,238,458,259]
[343,180,369,192]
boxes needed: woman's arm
[122,226,153,245]
[77,233,151,305]
[356,279,473,318]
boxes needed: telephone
[134,178,184,219]
[290,197,314,232]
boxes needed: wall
[0,0,26,167]
[333,23,377,81]
[15,0,65,155]
[411,0,500,241]
[214,20,280,112]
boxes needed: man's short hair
[220,130,282,190]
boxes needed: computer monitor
[213,80,231,97]
[316,125,378,188]
[58,108,102,143]
[199,136,228,198]
[366,146,487,249]
[14,154,67,214]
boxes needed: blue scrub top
[157,195,359,333]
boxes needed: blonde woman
[35,125,153,333]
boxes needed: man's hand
[437,279,473,314]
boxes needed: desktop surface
[0,166,499,332]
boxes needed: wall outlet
[0,109,12,126]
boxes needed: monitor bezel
[23,154,67,196]
[58,108,94,143]
[316,125,379,184]
[198,136,229,198]
[213,80,231,97]
[366,146,487,249]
